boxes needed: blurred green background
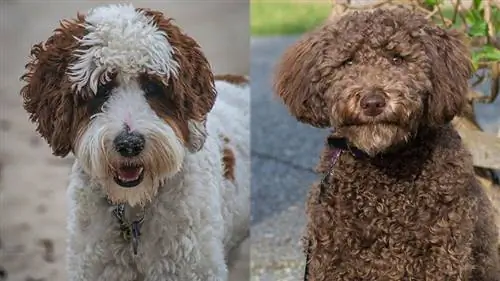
[250,0,474,36]
[251,0,331,35]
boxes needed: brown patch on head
[153,112,189,145]
[215,74,249,86]
[140,74,189,144]
[138,8,216,125]
[20,13,90,157]
[222,145,236,182]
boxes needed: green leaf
[465,9,483,25]
[471,51,480,71]
[472,45,500,63]
[468,21,488,37]
[424,0,439,7]
[471,60,480,71]
[492,6,500,31]
[472,0,482,10]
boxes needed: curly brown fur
[20,14,87,157]
[274,7,500,281]
[140,8,216,125]
[274,7,471,156]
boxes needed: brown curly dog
[274,6,500,281]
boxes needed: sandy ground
[0,1,249,281]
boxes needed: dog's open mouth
[113,163,145,188]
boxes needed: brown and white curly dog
[274,6,500,281]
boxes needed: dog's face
[20,4,215,206]
[274,7,472,156]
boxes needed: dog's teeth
[118,176,138,182]
[118,173,141,182]
[116,165,143,183]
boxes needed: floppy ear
[420,25,472,125]
[20,16,86,157]
[167,23,216,152]
[140,9,216,152]
[273,27,334,128]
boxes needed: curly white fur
[74,79,187,206]
[67,80,250,281]
[55,4,250,281]
[68,4,178,94]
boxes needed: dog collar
[108,200,145,255]
[318,136,367,190]
[327,136,367,159]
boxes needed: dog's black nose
[360,92,386,117]
[114,130,145,157]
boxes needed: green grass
[251,1,331,36]
[250,1,470,37]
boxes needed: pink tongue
[118,167,141,180]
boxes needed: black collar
[327,136,367,159]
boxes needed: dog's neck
[327,135,367,158]
[328,124,444,160]
[108,200,145,255]
[103,169,187,255]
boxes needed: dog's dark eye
[344,59,354,66]
[96,82,113,98]
[391,55,404,65]
[143,80,164,97]
[88,82,114,114]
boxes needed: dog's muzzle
[112,130,146,188]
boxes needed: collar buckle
[110,202,145,255]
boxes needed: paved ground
[0,1,248,281]
[250,36,327,281]
[249,35,500,280]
